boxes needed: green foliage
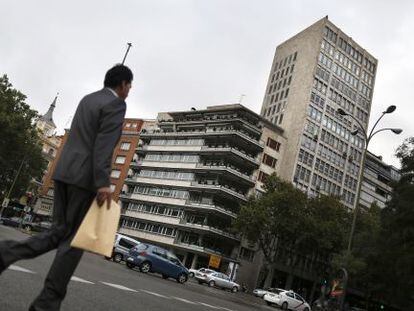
[367,137,414,309]
[235,174,349,274]
[0,74,46,199]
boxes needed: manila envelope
[71,199,120,257]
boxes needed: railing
[190,181,247,201]
[140,128,263,147]
[200,146,260,165]
[196,163,255,182]
[185,200,238,218]
[178,219,239,240]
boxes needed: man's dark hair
[104,64,133,88]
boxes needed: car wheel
[208,280,215,287]
[113,253,123,263]
[176,273,188,284]
[282,302,288,310]
[303,308,309,311]
[126,262,135,269]
[139,261,151,273]
[231,286,238,293]
[189,272,195,278]
[266,301,272,306]
[23,225,32,233]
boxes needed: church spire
[41,93,58,128]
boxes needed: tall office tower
[119,104,286,287]
[260,16,377,209]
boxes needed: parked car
[264,290,310,311]
[196,271,240,293]
[126,243,189,284]
[0,217,21,228]
[253,287,283,298]
[188,267,215,278]
[22,220,52,233]
[105,234,140,263]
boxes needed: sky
[1,0,413,167]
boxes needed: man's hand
[96,187,112,209]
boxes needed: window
[111,170,121,178]
[266,138,281,152]
[110,184,116,192]
[258,171,269,183]
[47,188,54,196]
[115,156,126,164]
[125,123,131,128]
[262,154,277,168]
[120,142,131,150]
[118,238,137,249]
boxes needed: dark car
[1,217,21,228]
[22,220,52,233]
[126,243,189,284]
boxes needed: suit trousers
[0,181,95,311]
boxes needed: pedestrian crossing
[6,265,237,311]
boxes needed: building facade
[360,151,400,209]
[260,16,377,210]
[33,95,63,215]
[110,118,144,202]
[119,104,286,287]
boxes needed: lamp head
[391,128,403,134]
[384,105,396,114]
[337,108,347,116]
[351,129,359,136]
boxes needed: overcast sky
[1,0,413,167]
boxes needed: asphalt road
[0,225,274,311]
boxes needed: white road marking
[198,302,222,309]
[219,307,236,311]
[172,297,197,304]
[100,282,138,292]
[141,289,170,298]
[71,276,94,284]
[8,265,35,274]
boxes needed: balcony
[140,128,263,149]
[190,181,247,202]
[174,241,236,260]
[201,146,260,166]
[196,163,255,184]
[178,219,240,241]
[185,200,238,218]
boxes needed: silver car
[197,271,240,293]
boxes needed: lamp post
[336,105,402,253]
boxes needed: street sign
[208,254,221,269]
[2,198,9,208]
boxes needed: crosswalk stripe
[172,296,197,304]
[198,302,222,309]
[71,276,94,284]
[141,290,169,298]
[100,282,138,292]
[8,265,35,274]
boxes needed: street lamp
[337,105,402,253]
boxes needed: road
[0,225,274,311]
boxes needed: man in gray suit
[0,64,133,310]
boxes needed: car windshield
[270,289,283,294]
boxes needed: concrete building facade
[110,118,144,202]
[360,151,400,209]
[260,16,377,210]
[119,104,286,287]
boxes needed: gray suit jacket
[53,88,126,192]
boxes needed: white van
[105,234,140,263]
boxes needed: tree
[0,74,46,200]
[235,174,349,288]
[367,137,414,310]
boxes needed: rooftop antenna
[238,94,246,104]
[122,43,133,65]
